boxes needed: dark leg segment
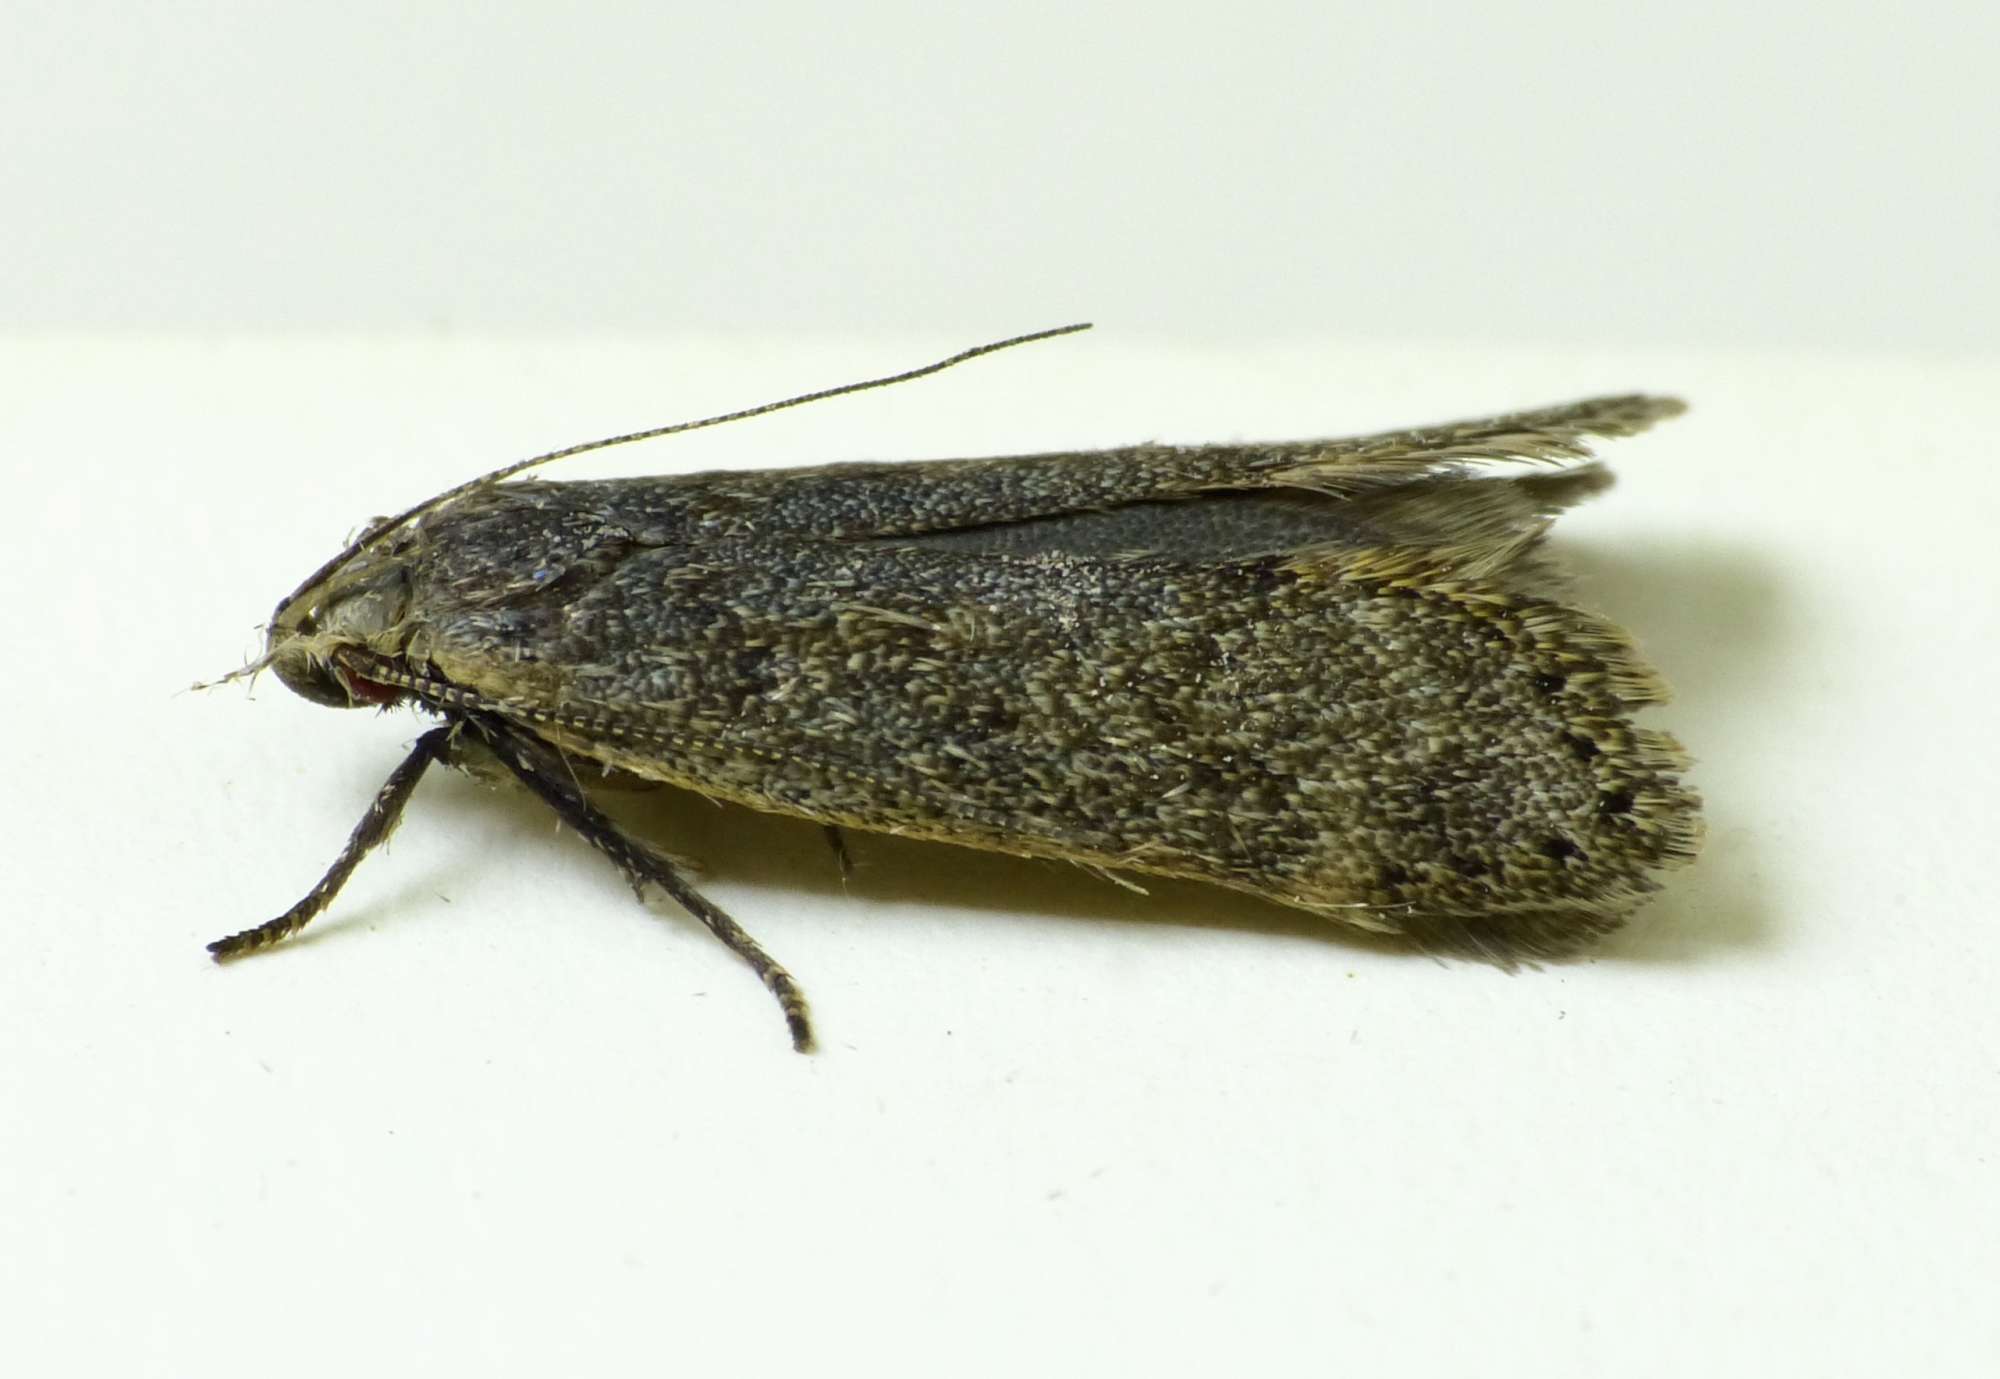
[822,824,855,883]
[208,726,451,960]
[471,716,816,1053]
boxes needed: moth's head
[266,548,415,709]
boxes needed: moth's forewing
[388,396,1697,958]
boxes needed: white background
[4,4,1997,1377]
[7,0,1997,350]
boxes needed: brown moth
[210,327,1700,1051]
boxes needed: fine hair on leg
[469,714,816,1053]
[208,725,453,960]
[822,824,855,884]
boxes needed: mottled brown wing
[672,392,1684,543]
[410,393,1677,594]
[412,443,1698,959]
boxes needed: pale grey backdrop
[8,0,1995,349]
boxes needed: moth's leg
[473,718,815,1054]
[822,825,854,884]
[208,725,451,960]
[436,732,709,874]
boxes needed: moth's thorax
[268,547,418,709]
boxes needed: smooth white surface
[2,333,1996,1376]
[6,1,1998,351]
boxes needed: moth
[211,326,1701,1051]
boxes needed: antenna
[272,323,1094,624]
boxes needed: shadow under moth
[209,325,1701,1051]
